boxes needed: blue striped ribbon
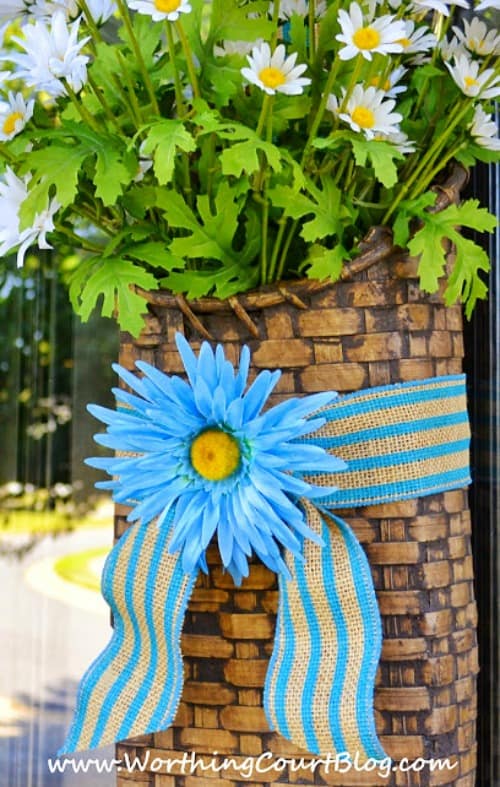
[60,374,470,760]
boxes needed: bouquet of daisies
[0,0,498,335]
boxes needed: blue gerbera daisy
[87,333,346,584]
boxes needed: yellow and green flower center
[352,26,381,50]
[3,112,23,135]
[369,76,390,91]
[464,76,478,89]
[397,37,411,48]
[190,429,241,481]
[351,106,375,129]
[259,66,286,89]
[154,0,181,12]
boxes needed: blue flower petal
[112,363,150,399]
[175,332,199,387]
[197,342,217,389]
[243,370,281,421]
[234,345,250,397]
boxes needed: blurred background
[0,250,118,786]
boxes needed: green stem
[302,56,341,162]
[308,0,316,63]
[115,51,144,126]
[275,218,298,281]
[63,80,100,131]
[267,216,288,283]
[408,142,466,201]
[270,0,281,48]
[87,72,122,131]
[73,205,114,235]
[175,20,200,100]
[256,93,274,138]
[115,0,160,115]
[166,22,186,116]
[78,0,103,43]
[0,144,16,162]
[382,101,471,224]
[260,100,275,284]
[55,222,103,252]
[339,54,363,112]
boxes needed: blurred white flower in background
[0,92,34,140]
[470,105,500,150]
[0,168,60,268]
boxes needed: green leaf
[445,236,489,317]
[207,0,273,45]
[70,256,159,336]
[270,178,343,241]
[157,186,238,262]
[141,120,196,185]
[128,241,182,271]
[407,199,497,313]
[221,136,283,177]
[305,244,347,282]
[21,122,138,216]
[392,192,436,248]
[19,145,86,224]
[350,137,404,188]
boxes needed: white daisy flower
[0,168,60,268]
[10,12,89,98]
[214,40,259,58]
[398,21,436,54]
[80,0,116,22]
[439,35,467,61]
[453,17,500,57]
[0,91,34,140]
[446,54,500,99]
[30,0,79,17]
[412,0,468,15]
[470,105,500,150]
[338,84,403,140]
[368,66,407,98]
[31,0,116,21]
[336,2,406,62]
[241,42,310,95]
[0,0,32,23]
[269,0,327,19]
[376,129,416,154]
[127,0,191,22]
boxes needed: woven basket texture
[113,238,478,787]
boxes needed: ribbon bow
[60,336,470,762]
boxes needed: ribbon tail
[264,501,387,762]
[59,515,197,753]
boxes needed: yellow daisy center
[369,76,390,91]
[259,66,286,89]
[464,76,478,88]
[190,429,241,481]
[154,0,181,12]
[3,111,23,136]
[352,26,381,50]
[397,37,411,48]
[351,106,375,129]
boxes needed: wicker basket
[114,171,477,787]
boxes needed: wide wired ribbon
[61,374,471,759]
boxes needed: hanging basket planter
[109,174,478,787]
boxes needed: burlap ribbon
[60,374,470,760]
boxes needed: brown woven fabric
[114,245,477,787]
